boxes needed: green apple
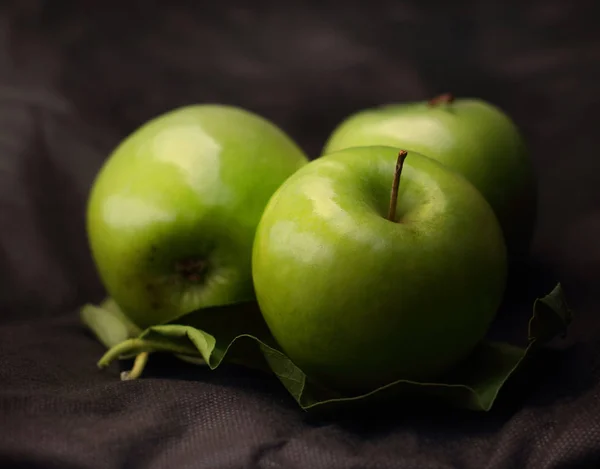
[322,94,537,261]
[252,146,507,393]
[87,104,308,329]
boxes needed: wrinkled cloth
[1,2,600,468]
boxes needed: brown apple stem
[387,150,408,222]
[428,92,455,106]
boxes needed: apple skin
[87,104,308,329]
[322,98,537,261]
[252,146,507,393]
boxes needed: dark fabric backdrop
[1,1,599,468]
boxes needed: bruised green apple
[87,104,308,329]
[252,146,507,392]
[323,94,537,261]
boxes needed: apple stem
[428,93,455,106]
[387,150,408,222]
[121,352,149,381]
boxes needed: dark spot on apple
[176,257,208,283]
[151,300,160,310]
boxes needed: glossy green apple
[87,104,308,329]
[323,95,537,260]
[252,146,507,393]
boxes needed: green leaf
[528,283,573,343]
[96,301,278,375]
[88,283,572,412]
[80,299,142,349]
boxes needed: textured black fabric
[1,1,600,468]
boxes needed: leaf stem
[98,337,203,372]
[387,150,408,222]
[121,352,149,381]
[98,338,148,369]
